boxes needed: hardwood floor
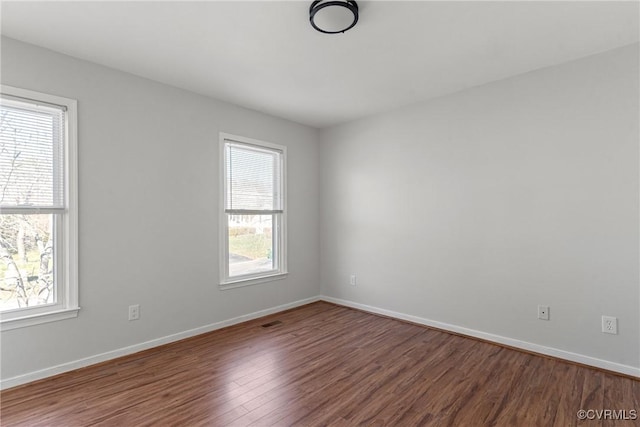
[1,301,638,426]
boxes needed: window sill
[0,307,80,331]
[220,272,288,290]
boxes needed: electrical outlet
[349,274,357,286]
[602,316,617,334]
[128,304,140,321]
[537,305,550,320]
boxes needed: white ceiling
[1,1,638,128]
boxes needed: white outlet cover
[537,305,550,320]
[129,304,140,321]
[602,316,618,334]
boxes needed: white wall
[1,36,638,385]
[320,44,639,372]
[0,37,320,383]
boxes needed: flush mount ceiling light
[309,1,359,34]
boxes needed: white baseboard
[3,294,637,390]
[0,296,320,390]
[320,295,640,378]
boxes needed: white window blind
[225,142,282,213]
[0,96,65,210]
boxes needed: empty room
[0,1,638,426]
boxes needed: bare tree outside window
[0,104,58,310]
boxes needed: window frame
[219,133,287,289]
[0,85,79,330]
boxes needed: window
[0,86,78,330]
[220,133,287,288]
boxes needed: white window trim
[219,132,287,290]
[0,85,79,331]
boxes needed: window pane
[0,100,65,208]
[0,214,55,311]
[225,143,282,211]
[228,214,275,277]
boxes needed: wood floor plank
[602,373,640,427]
[1,301,637,427]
